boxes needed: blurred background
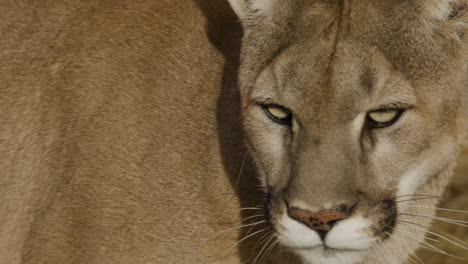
[418,144,468,264]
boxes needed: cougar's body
[0,1,251,263]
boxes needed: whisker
[245,218,267,237]
[218,214,264,228]
[235,151,249,192]
[397,229,440,243]
[374,237,390,262]
[399,213,468,227]
[396,197,441,203]
[402,206,468,214]
[238,206,265,210]
[404,255,417,264]
[397,220,468,252]
[422,237,440,243]
[413,254,425,264]
[221,227,270,258]
[407,256,419,264]
[393,230,461,260]
[261,239,278,263]
[410,253,424,264]
[417,242,446,255]
[254,231,273,247]
[206,220,266,242]
[253,235,275,264]
[399,213,468,224]
[215,207,265,222]
[418,244,446,255]
[395,194,441,199]
[439,231,468,247]
[242,214,265,223]
[402,212,468,223]
[418,240,464,259]
[395,219,431,230]
[396,231,443,252]
[212,192,268,198]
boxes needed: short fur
[0,1,250,263]
[0,0,466,264]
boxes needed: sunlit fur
[0,1,250,263]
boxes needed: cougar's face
[241,42,461,263]
[237,2,466,262]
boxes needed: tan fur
[0,1,466,264]
[0,1,251,263]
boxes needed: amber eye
[367,109,403,128]
[262,104,292,125]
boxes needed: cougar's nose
[288,204,349,240]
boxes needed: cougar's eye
[262,104,292,125]
[367,109,403,128]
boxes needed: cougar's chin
[295,248,367,264]
[274,214,378,264]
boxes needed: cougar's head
[228,0,467,263]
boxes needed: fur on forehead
[227,0,468,23]
[227,0,273,21]
[231,0,468,85]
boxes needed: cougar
[0,0,466,264]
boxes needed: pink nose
[288,206,348,234]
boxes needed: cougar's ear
[227,0,273,21]
[419,0,466,21]
[420,0,455,20]
[449,0,468,41]
[420,0,468,40]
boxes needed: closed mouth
[289,244,368,253]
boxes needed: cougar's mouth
[261,192,399,262]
